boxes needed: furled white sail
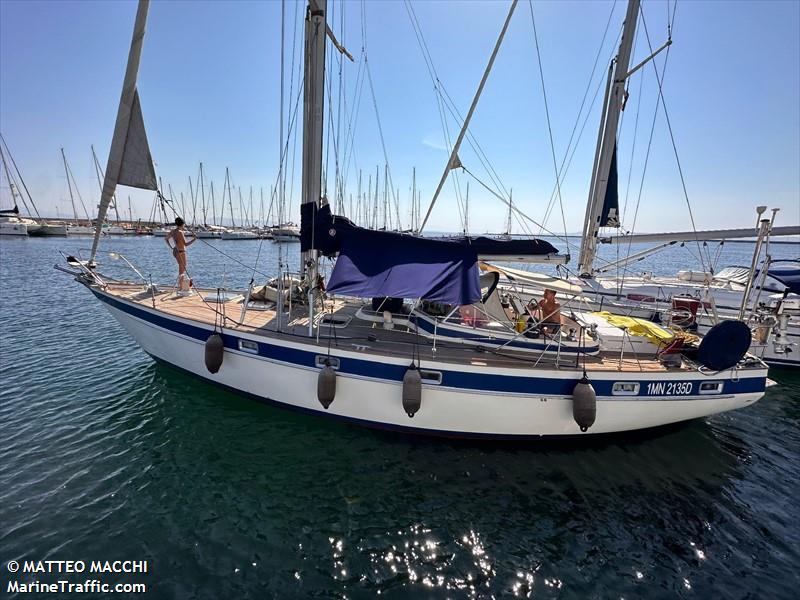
[90,0,153,262]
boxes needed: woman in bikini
[165,217,196,291]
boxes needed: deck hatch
[318,314,352,328]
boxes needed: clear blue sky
[1,0,798,234]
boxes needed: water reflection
[102,360,752,597]
[2,237,798,599]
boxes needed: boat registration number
[646,382,693,396]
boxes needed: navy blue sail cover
[301,203,559,305]
[599,143,619,227]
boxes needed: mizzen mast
[577,0,640,277]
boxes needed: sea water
[1,235,798,598]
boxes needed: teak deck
[107,282,685,373]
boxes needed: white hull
[271,225,301,242]
[91,286,766,439]
[104,226,135,235]
[0,216,41,235]
[33,224,69,236]
[195,230,224,239]
[0,222,28,236]
[66,225,95,236]
[221,230,259,240]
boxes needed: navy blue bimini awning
[301,203,559,305]
[326,227,481,305]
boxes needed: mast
[0,135,42,220]
[210,180,216,226]
[239,186,247,228]
[0,145,20,212]
[91,145,117,223]
[199,162,207,226]
[577,0,640,277]
[249,186,254,228]
[259,187,264,228]
[411,167,416,230]
[188,176,196,226]
[383,164,388,230]
[90,0,155,262]
[301,0,327,335]
[209,181,219,227]
[506,190,513,236]
[373,165,378,229]
[464,181,469,235]
[226,171,235,228]
[61,148,79,223]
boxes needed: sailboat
[58,148,95,235]
[271,223,301,242]
[58,0,768,439]
[0,135,42,236]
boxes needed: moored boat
[60,0,769,440]
[221,228,259,240]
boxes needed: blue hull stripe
[91,288,766,397]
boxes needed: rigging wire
[639,3,710,272]
[0,133,42,219]
[157,190,272,279]
[528,0,569,245]
[617,9,679,290]
[64,155,91,221]
[403,1,487,230]
[539,1,619,232]
[363,56,401,224]
[620,46,644,226]
[286,0,302,225]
